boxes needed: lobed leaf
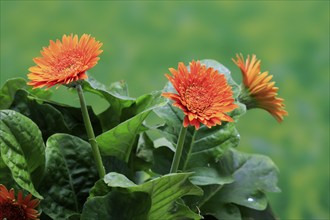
[200,148,280,218]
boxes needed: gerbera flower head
[232,54,288,122]
[27,34,103,89]
[162,60,238,130]
[0,184,40,220]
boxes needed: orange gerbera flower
[162,60,238,130]
[0,184,40,220]
[232,54,288,122]
[27,34,103,89]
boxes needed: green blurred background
[1,1,329,219]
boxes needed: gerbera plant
[0,33,287,219]
[162,60,237,173]
[28,34,106,179]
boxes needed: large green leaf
[151,146,174,175]
[183,108,243,169]
[0,78,27,109]
[128,132,155,172]
[238,203,278,220]
[0,165,20,191]
[201,149,280,218]
[104,172,203,220]
[81,190,151,220]
[96,92,166,162]
[0,110,44,198]
[39,134,98,219]
[82,76,136,131]
[88,179,111,198]
[188,165,233,186]
[0,77,52,110]
[8,89,101,141]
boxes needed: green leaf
[0,78,27,109]
[130,173,203,220]
[200,59,241,98]
[83,76,133,101]
[188,166,234,186]
[129,132,155,171]
[97,92,166,162]
[0,78,52,110]
[238,203,279,220]
[108,80,130,97]
[0,165,18,190]
[136,132,154,163]
[184,119,241,169]
[201,148,280,217]
[88,179,111,198]
[9,89,102,141]
[39,134,98,219]
[104,172,203,220]
[152,146,173,175]
[154,100,245,171]
[49,101,102,140]
[81,190,151,220]
[171,199,202,220]
[82,77,135,130]
[0,110,44,198]
[203,203,241,220]
[104,172,136,187]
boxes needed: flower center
[52,49,84,75]
[0,200,26,220]
[184,85,211,113]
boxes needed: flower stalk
[170,126,188,173]
[182,130,196,171]
[76,84,106,179]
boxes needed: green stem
[170,126,188,173]
[182,130,196,171]
[76,84,106,179]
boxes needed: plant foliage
[0,59,280,219]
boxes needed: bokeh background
[1,1,329,219]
